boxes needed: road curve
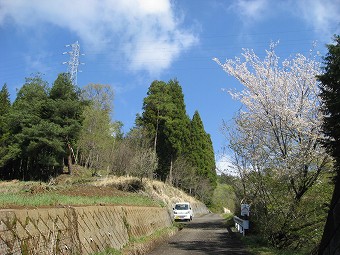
[147,213,252,255]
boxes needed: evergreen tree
[137,79,191,181]
[318,35,340,255]
[49,73,83,174]
[1,74,60,180]
[137,80,170,151]
[0,83,10,116]
[189,111,217,187]
[164,80,191,182]
[0,84,11,179]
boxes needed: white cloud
[229,0,340,38]
[230,0,269,23]
[216,154,238,176]
[0,0,198,74]
[296,0,340,36]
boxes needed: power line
[62,41,84,86]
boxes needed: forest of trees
[0,75,216,203]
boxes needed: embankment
[0,202,208,255]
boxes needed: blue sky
[1,0,340,173]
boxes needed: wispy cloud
[296,0,340,36]
[229,0,269,23]
[0,0,198,74]
[229,0,340,37]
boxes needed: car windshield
[175,204,189,210]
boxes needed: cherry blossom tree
[214,44,333,249]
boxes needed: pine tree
[2,74,58,180]
[318,35,340,255]
[49,73,83,174]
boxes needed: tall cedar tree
[0,84,11,178]
[137,80,191,181]
[49,73,83,175]
[189,111,217,186]
[0,83,11,136]
[137,80,170,180]
[318,35,340,255]
[0,84,10,116]
[164,80,191,182]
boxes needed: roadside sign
[241,204,250,217]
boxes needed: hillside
[0,168,208,215]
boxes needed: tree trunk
[154,109,159,152]
[67,142,73,175]
[168,157,173,185]
[318,173,340,255]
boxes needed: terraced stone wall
[0,205,172,255]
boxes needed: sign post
[241,204,250,218]
[233,204,250,236]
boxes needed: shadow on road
[168,215,253,255]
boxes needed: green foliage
[1,74,52,179]
[188,111,217,185]
[242,235,310,255]
[137,79,191,181]
[137,79,216,204]
[318,35,340,171]
[91,248,121,255]
[0,188,159,208]
[77,83,117,175]
[317,35,340,255]
[49,73,83,174]
[0,83,11,176]
[0,83,10,116]
[239,168,334,250]
[210,183,236,213]
[0,73,83,180]
[218,44,333,251]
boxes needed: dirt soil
[0,172,137,210]
[56,184,131,197]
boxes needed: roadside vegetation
[91,226,177,255]
[0,166,203,209]
[0,36,339,254]
[0,173,159,209]
[242,236,312,255]
[214,38,340,253]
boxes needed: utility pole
[63,41,84,86]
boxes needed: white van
[173,202,193,221]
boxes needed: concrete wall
[0,205,173,255]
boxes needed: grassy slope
[0,167,203,210]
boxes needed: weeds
[242,235,310,255]
[0,191,159,208]
[91,247,121,255]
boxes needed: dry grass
[93,176,201,209]
[0,170,205,211]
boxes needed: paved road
[147,213,252,255]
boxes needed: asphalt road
[147,213,252,255]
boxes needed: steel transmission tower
[63,41,84,86]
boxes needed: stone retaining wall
[0,205,172,255]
